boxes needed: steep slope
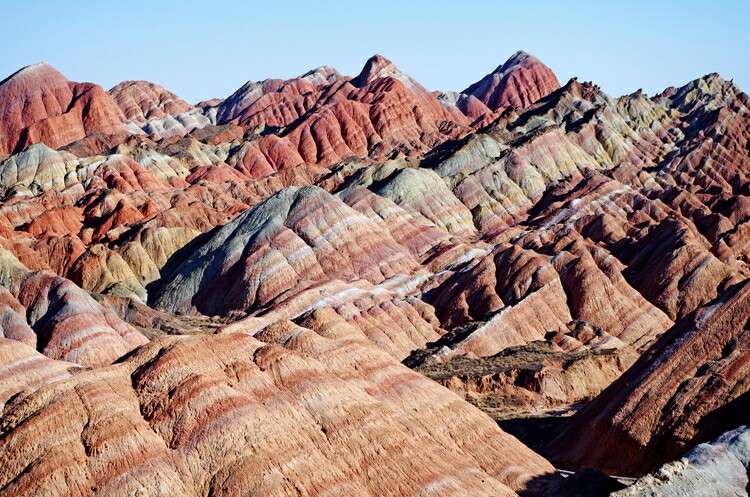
[548,279,750,476]
[152,185,448,359]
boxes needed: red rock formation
[215,55,470,174]
[0,332,555,496]
[0,53,748,496]
[0,63,75,153]
[0,337,80,410]
[108,80,193,123]
[0,248,147,367]
[0,63,130,154]
[153,186,426,314]
[216,66,342,127]
[463,51,560,111]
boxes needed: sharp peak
[508,50,535,62]
[365,54,397,67]
[353,54,402,86]
[674,72,732,93]
[560,76,602,94]
[695,72,729,86]
[666,72,741,105]
[494,50,540,73]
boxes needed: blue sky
[2,0,747,104]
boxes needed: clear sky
[2,0,748,104]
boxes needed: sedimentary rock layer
[549,280,750,475]
[0,332,554,496]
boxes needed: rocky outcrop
[0,143,79,195]
[413,338,637,412]
[216,66,342,127]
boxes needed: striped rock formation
[109,80,194,123]
[0,63,129,154]
[548,280,750,476]
[0,337,80,410]
[463,50,561,112]
[0,50,748,494]
[0,248,147,367]
[0,332,555,496]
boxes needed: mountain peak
[299,65,341,85]
[17,61,55,74]
[353,54,401,86]
[490,51,546,77]
[463,50,560,111]
[499,50,534,70]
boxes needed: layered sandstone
[0,51,748,495]
[0,63,129,154]
[0,332,555,496]
[0,248,147,367]
[463,51,560,111]
[548,280,750,476]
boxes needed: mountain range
[0,50,749,496]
